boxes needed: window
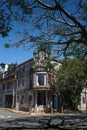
[38,74,44,85]
[20,95,24,104]
[22,79,25,87]
[37,73,46,86]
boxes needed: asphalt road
[0,110,26,119]
[0,110,87,129]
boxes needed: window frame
[36,72,46,86]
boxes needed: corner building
[0,50,59,113]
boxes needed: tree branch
[36,1,87,35]
[35,0,56,9]
[55,31,81,36]
[48,38,86,46]
[55,2,86,33]
[47,15,77,27]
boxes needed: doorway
[37,91,46,105]
[5,94,13,108]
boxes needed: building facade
[0,50,87,112]
[0,50,59,112]
[0,63,17,108]
[78,88,87,111]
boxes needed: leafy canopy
[0,0,87,58]
[56,59,87,110]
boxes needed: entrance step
[36,105,44,113]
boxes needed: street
[0,110,87,129]
[0,110,24,119]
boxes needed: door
[5,94,13,108]
[37,91,46,105]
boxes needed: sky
[0,22,35,66]
[0,0,81,66]
[0,41,34,65]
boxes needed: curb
[0,107,30,115]
[0,107,49,116]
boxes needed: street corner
[0,107,30,115]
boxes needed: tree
[56,59,87,110]
[64,43,87,59]
[36,43,52,54]
[1,0,87,58]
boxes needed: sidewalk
[0,107,49,116]
[0,107,31,115]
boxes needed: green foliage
[32,60,38,70]
[36,43,52,55]
[56,59,87,110]
[4,44,11,48]
[65,44,87,59]
[46,58,58,70]
[0,0,87,59]
[33,43,52,55]
[46,58,54,69]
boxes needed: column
[2,91,5,107]
[12,85,15,108]
[16,79,19,110]
[45,91,48,112]
[35,91,38,112]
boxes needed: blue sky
[0,22,35,65]
[0,0,80,66]
[0,42,34,64]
